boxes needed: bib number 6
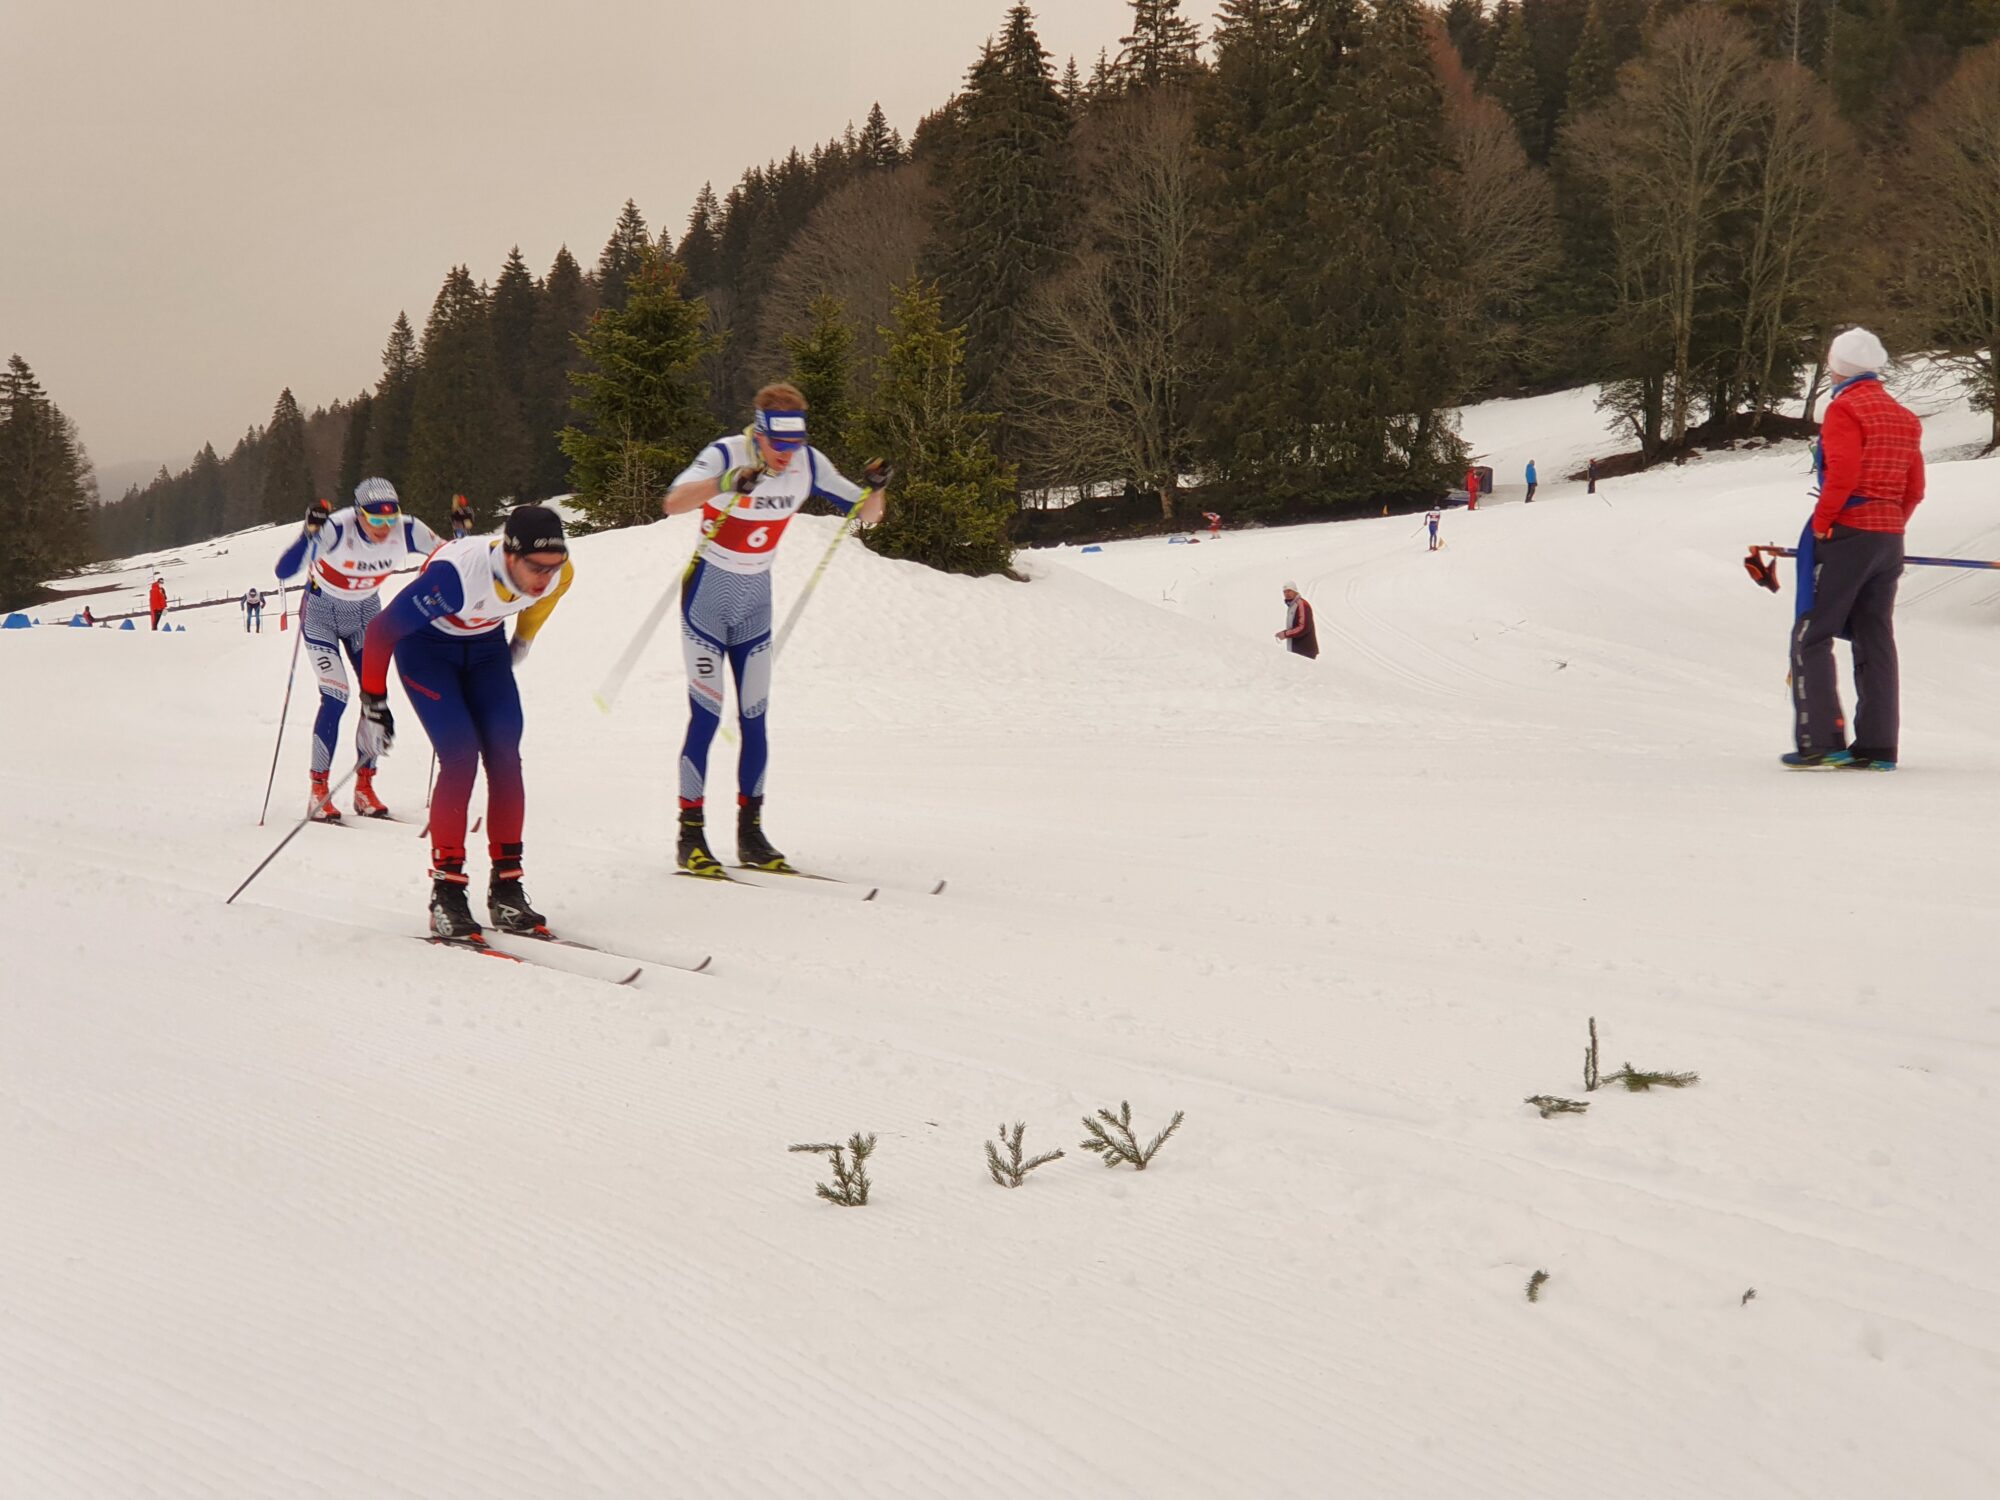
[745,525,771,550]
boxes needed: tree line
[66,0,2000,585]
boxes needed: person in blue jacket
[1525,459,1538,504]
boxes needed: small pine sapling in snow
[1079,1101,1183,1170]
[1605,1062,1700,1091]
[1525,1095,1589,1118]
[1585,1016,1602,1092]
[1741,1288,1757,1306]
[789,1133,876,1206]
[986,1121,1064,1188]
[1526,1269,1550,1303]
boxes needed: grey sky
[0,0,1221,484]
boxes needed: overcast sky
[0,0,1221,484]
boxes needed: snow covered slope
[4,382,1999,1498]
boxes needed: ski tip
[690,954,713,974]
[616,967,643,986]
[862,887,880,902]
[592,692,613,715]
[929,879,948,896]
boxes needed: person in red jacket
[1783,327,1925,771]
[1276,581,1318,659]
[1465,467,1480,511]
[147,577,167,630]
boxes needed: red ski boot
[307,772,342,822]
[353,766,391,819]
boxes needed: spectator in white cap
[1782,326,1925,771]
[1276,581,1318,660]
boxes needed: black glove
[719,463,762,496]
[304,499,332,535]
[863,458,894,489]
[358,692,395,757]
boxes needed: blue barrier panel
[1,613,31,629]
[1081,545,1103,554]
[120,619,136,630]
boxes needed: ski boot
[428,856,483,941]
[352,766,391,819]
[307,771,343,822]
[487,845,549,935]
[736,795,792,872]
[677,805,727,879]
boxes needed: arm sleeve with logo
[359,560,467,696]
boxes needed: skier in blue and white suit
[659,382,890,876]
[274,478,444,821]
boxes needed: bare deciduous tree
[752,166,934,399]
[1896,40,2000,448]
[1013,88,1208,518]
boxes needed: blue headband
[755,408,809,449]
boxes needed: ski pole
[593,501,742,713]
[1750,544,2000,571]
[226,763,358,905]
[256,539,318,825]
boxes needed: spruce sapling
[1525,1095,1589,1118]
[789,1133,876,1206]
[1585,1016,1602,1091]
[1526,1269,1550,1303]
[1603,1063,1700,1091]
[1079,1101,1184,1170]
[1741,1288,1757,1306]
[985,1121,1064,1188]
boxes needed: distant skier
[148,577,167,630]
[1782,327,1924,772]
[1586,457,1599,495]
[451,494,475,539]
[274,480,445,821]
[1276,582,1318,659]
[1525,459,1538,504]
[1465,467,1480,512]
[1204,511,1222,540]
[241,586,264,633]
[1426,509,1442,551]
[358,505,575,941]
[658,382,890,877]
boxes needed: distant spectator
[1586,457,1598,494]
[1465,467,1480,511]
[1275,581,1318,660]
[1525,459,1538,503]
[1782,326,1924,772]
[1204,510,1221,539]
[81,605,94,626]
[148,577,167,631]
[242,586,264,632]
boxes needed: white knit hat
[1828,327,1889,379]
[1283,579,1298,592]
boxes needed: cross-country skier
[357,505,574,941]
[274,480,445,821]
[451,494,475,539]
[1426,509,1442,551]
[241,586,264,632]
[658,382,889,877]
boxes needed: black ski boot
[678,805,726,878]
[487,844,548,934]
[428,856,483,941]
[736,795,792,872]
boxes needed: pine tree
[1061,54,1085,112]
[784,295,855,468]
[925,5,1074,434]
[522,247,592,499]
[1567,1,1619,117]
[188,442,228,538]
[0,355,97,608]
[364,312,418,488]
[490,246,540,497]
[853,280,1016,578]
[1489,7,1547,157]
[561,248,720,530]
[596,199,653,312]
[857,103,905,168]
[337,392,373,502]
[1089,47,1117,97]
[1444,0,1492,73]
[1117,0,1206,90]
[405,266,502,525]
[261,388,314,525]
[678,184,724,293]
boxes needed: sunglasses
[358,504,400,521]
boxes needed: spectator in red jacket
[1276,581,1318,659]
[148,577,167,631]
[1465,467,1480,511]
[1784,327,1924,771]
